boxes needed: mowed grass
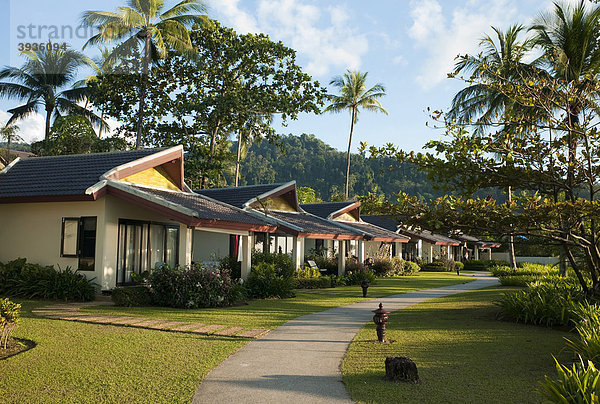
[342,286,572,404]
[82,272,474,329]
[1,273,471,403]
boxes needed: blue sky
[0,0,566,152]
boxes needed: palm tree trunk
[345,108,356,200]
[136,35,151,150]
[507,185,517,269]
[235,132,242,187]
[6,135,11,162]
[201,121,221,189]
[44,107,52,140]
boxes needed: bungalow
[301,201,409,261]
[361,215,462,263]
[196,182,369,275]
[0,146,278,290]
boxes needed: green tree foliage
[82,0,208,149]
[0,44,103,139]
[0,123,21,162]
[325,70,387,199]
[367,1,600,295]
[297,186,322,204]
[31,115,127,156]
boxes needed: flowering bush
[149,264,244,308]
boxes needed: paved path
[192,273,499,404]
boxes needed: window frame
[60,216,98,272]
[61,217,81,258]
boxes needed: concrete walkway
[192,273,498,404]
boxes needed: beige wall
[0,195,190,291]
[192,230,231,262]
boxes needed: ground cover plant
[1,273,471,403]
[0,258,96,301]
[342,286,571,404]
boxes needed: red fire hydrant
[372,303,390,343]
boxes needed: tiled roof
[267,211,363,238]
[301,201,355,218]
[126,184,275,226]
[343,221,409,242]
[195,183,287,208]
[0,149,160,199]
[362,215,461,245]
[361,214,399,232]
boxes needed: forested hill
[237,133,446,201]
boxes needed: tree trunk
[345,108,356,200]
[235,132,242,187]
[136,35,151,150]
[507,185,517,269]
[98,104,105,139]
[44,106,52,140]
[201,121,221,189]
[6,135,11,162]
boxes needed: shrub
[455,262,464,272]
[219,255,241,279]
[340,262,377,286]
[0,258,96,301]
[0,298,21,349]
[312,255,338,275]
[497,279,587,326]
[295,266,320,279]
[465,259,508,271]
[293,277,332,289]
[252,251,295,278]
[420,260,447,272]
[371,258,394,277]
[403,260,421,275]
[149,264,242,308]
[565,302,600,363]
[538,358,600,404]
[245,262,295,299]
[111,286,152,307]
[492,263,557,278]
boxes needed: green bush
[492,263,557,278]
[0,258,96,301]
[312,255,338,275]
[252,251,295,278]
[293,277,332,289]
[0,298,21,349]
[420,260,447,272]
[538,358,600,404]
[371,258,394,277]
[497,279,587,326]
[340,262,376,286]
[219,255,241,279]
[149,264,243,308]
[111,286,152,307]
[295,266,320,279]
[403,260,421,275]
[245,262,295,299]
[465,259,508,271]
[565,302,600,363]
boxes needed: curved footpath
[192,273,499,404]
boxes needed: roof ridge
[14,148,164,162]
[196,182,288,192]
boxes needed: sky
[0,0,572,152]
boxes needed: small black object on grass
[361,279,370,297]
[385,356,420,383]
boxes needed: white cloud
[208,0,369,77]
[0,110,45,144]
[408,0,519,90]
[392,55,407,66]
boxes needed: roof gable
[195,181,300,212]
[301,201,360,221]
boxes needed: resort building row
[0,147,498,291]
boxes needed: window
[117,220,179,284]
[61,217,97,271]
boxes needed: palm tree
[82,0,208,149]
[447,25,538,269]
[326,70,388,199]
[0,122,21,162]
[0,45,102,139]
[234,113,272,187]
[84,47,118,138]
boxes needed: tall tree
[326,70,387,199]
[81,0,208,149]
[0,45,102,139]
[0,122,21,162]
[447,25,537,269]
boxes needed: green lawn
[342,286,572,404]
[1,272,470,403]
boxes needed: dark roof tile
[195,183,287,208]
